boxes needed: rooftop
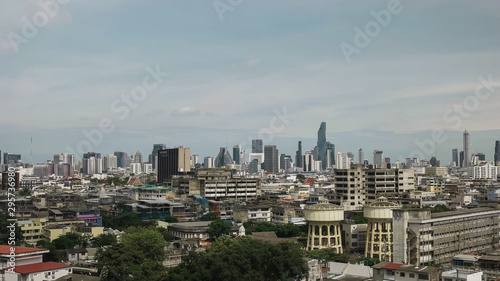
[0,245,48,256]
[7,261,70,274]
[431,207,498,219]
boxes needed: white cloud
[246,59,260,67]
[171,107,200,116]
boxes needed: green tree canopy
[246,222,304,237]
[356,256,380,266]
[164,216,179,223]
[431,204,450,213]
[97,227,167,281]
[52,232,85,250]
[18,187,31,196]
[36,240,61,262]
[208,218,231,239]
[91,233,118,248]
[164,236,308,281]
[201,212,219,221]
[352,214,368,224]
[296,174,306,182]
[306,248,349,263]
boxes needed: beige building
[393,207,500,266]
[304,203,344,253]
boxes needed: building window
[418,274,429,280]
[409,273,415,278]
[400,272,405,277]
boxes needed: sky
[1,0,500,165]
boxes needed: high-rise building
[295,141,302,168]
[326,142,335,167]
[134,150,143,164]
[152,144,166,170]
[157,147,190,183]
[336,152,350,169]
[373,150,384,168]
[204,156,214,168]
[252,139,263,153]
[190,154,199,167]
[264,145,279,173]
[463,130,471,167]
[495,140,500,165]
[248,153,264,173]
[4,153,21,166]
[214,147,234,168]
[103,154,118,171]
[114,151,130,168]
[233,145,241,164]
[459,151,465,168]
[280,154,292,172]
[83,152,101,160]
[303,152,314,172]
[317,122,327,169]
[239,149,245,165]
[429,156,440,167]
[359,148,364,164]
[452,149,458,167]
[476,153,486,161]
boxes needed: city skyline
[1,1,500,165]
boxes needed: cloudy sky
[1,0,500,164]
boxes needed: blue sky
[1,0,500,164]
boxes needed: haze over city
[1,0,500,164]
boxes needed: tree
[296,174,306,182]
[306,248,349,263]
[91,233,117,248]
[208,218,231,239]
[431,204,450,213]
[200,212,219,221]
[97,227,167,281]
[18,187,31,196]
[164,216,178,223]
[36,240,61,262]
[246,222,304,238]
[164,236,308,281]
[52,232,84,250]
[156,227,175,242]
[352,214,368,224]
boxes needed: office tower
[134,150,143,164]
[114,151,130,168]
[429,156,440,167]
[191,154,199,167]
[336,152,350,169]
[303,152,314,172]
[384,157,391,168]
[373,150,384,168]
[239,150,245,165]
[495,140,500,165]
[214,147,234,168]
[459,151,465,168]
[233,145,241,164]
[326,142,335,166]
[249,153,264,172]
[103,154,118,171]
[142,163,152,174]
[252,139,263,153]
[0,150,2,165]
[4,153,21,166]
[280,154,292,171]
[204,156,214,168]
[264,145,279,173]
[295,141,303,168]
[359,148,364,164]
[476,153,486,161]
[54,154,62,164]
[452,149,458,167]
[463,130,471,167]
[317,122,327,169]
[157,147,190,183]
[152,143,166,170]
[83,152,101,160]
[130,163,141,174]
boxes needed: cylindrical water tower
[364,197,400,262]
[304,203,344,253]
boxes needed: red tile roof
[382,263,404,270]
[304,178,315,185]
[0,245,48,255]
[7,262,70,274]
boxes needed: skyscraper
[252,139,263,153]
[373,150,384,168]
[157,147,190,183]
[459,151,464,167]
[233,145,241,164]
[317,122,327,170]
[358,148,364,164]
[103,154,118,171]
[214,147,234,168]
[134,150,143,164]
[114,151,130,168]
[264,145,279,173]
[495,140,500,165]
[295,141,303,168]
[463,130,471,167]
[204,156,214,168]
[4,153,21,166]
[152,144,166,170]
[452,149,458,167]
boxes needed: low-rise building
[233,205,272,223]
[372,262,442,281]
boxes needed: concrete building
[372,262,442,281]
[364,197,401,262]
[152,143,166,171]
[472,163,500,179]
[441,270,482,281]
[157,147,190,183]
[264,145,279,173]
[332,164,367,211]
[203,156,214,169]
[373,150,384,168]
[393,207,500,266]
[233,205,272,223]
[463,130,471,167]
[304,203,344,252]
[252,139,263,153]
[343,222,367,255]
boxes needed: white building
[336,152,350,169]
[130,163,142,174]
[203,156,215,169]
[142,163,152,174]
[473,163,500,179]
[441,270,482,281]
[103,154,118,171]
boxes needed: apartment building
[393,207,500,266]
